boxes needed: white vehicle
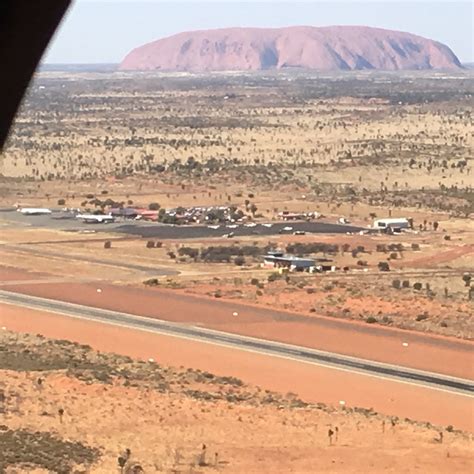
[338,217,350,224]
[244,222,257,227]
[262,223,273,228]
[76,214,115,224]
[207,225,220,230]
[19,208,52,215]
[283,226,293,231]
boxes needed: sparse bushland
[0,428,100,474]
[2,71,472,218]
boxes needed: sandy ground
[1,303,473,434]
[4,369,473,474]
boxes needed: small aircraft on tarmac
[75,214,115,224]
[18,207,52,215]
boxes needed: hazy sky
[44,0,473,64]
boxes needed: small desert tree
[328,428,334,446]
[198,444,207,467]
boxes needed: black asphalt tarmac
[114,221,364,239]
[0,209,364,239]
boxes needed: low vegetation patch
[0,428,100,473]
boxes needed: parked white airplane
[19,208,52,215]
[76,214,115,224]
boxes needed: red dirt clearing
[1,303,473,432]
[2,275,473,381]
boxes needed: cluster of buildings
[163,205,242,224]
[110,205,243,224]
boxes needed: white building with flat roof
[373,218,410,230]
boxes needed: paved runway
[1,289,472,397]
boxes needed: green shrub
[178,247,199,259]
[267,273,281,282]
[143,278,159,286]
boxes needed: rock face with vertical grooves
[120,25,462,72]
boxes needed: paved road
[1,289,472,397]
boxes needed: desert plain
[0,68,473,472]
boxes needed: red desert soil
[120,25,461,72]
[1,303,473,433]
[395,244,474,268]
[2,269,472,380]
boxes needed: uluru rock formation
[120,26,462,72]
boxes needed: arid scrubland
[1,70,473,215]
[0,69,472,340]
[0,69,473,473]
[1,330,472,473]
